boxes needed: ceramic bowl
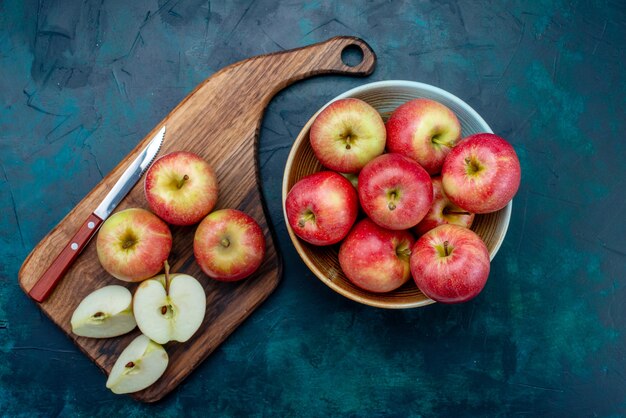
[282,80,512,309]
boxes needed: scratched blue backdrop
[1,0,625,416]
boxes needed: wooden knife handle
[28,213,104,303]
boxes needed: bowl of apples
[282,80,520,309]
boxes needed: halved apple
[71,285,136,338]
[133,263,206,344]
[106,334,168,394]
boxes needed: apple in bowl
[285,171,358,245]
[414,176,475,236]
[96,208,172,282]
[339,218,414,293]
[358,153,433,230]
[145,151,219,226]
[411,224,490,304]
[309,98,386,173]
[386,98,461,175]
[442,133,521,214]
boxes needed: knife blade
[28,126,166,303]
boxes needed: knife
[28,126,166,303]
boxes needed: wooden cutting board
[18,36,376,402]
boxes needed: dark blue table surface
[1,0,625,416]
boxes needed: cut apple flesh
[133,274,206,344]
[70,285,136,338]
[106,334,168,394]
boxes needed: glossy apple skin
[410,224,490,303]
[358,153,433,230]
[97,208,172,282]
[310,98,386,173]
[339,218,415,293]
[194,209,266,281]
[414,176,475,236]
[442,133,521,213]
[145,151,219,226]
[386,98,461,175]
[285,171,358,245]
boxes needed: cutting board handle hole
[341,44,364,67]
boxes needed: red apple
[410,224,490,303]
[441,133,521,213]
[145,151,219,226]
[358,153,433,230]
[414,176,475,236]
[285,171,358,245]
[338,218,414,293]
[310,98,386,173]
[194,209,265,281]
[386,98,462,175]
[97,208,172,282]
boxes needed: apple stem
[443,240,449,257]
[388,202,396,211]
[220,238,231,248]
[164,260,171,295]
[177,174,189,189]
[298,211,316,228]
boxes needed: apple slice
[70,285,136,338]
[106,334,169,394]
[133,262,206,344]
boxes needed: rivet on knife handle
[29,213,103,302]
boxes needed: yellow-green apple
[338,218,414,293]
[97,208,172,282]
[285,171,358,245]
[106,334,168,394]
[441,133,521,213]
[194,209,266,281]
[386,98,461,174]
[414,176,475,236]
[340,172,358,189]
[410,224,490,303]
[358,153,433,230]
[310,98,386,173]
[133,262,206,344]
[145,151,219,226]
[70,285,136,338]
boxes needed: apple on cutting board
[71,285,136,338]
[145,151,219,226]
[96,208,172,282]
[106,334,169,395]
[194,209,266,281]
[133,262,207,344]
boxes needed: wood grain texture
[18,36,376,402]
